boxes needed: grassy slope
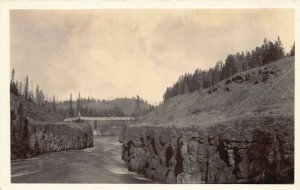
[142,57,294,126]
[57,98,151,116]
[11,94,64,122]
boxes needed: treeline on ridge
[10,70,58,113]
[61,93,155,118]
[10,71,154,118]
[163,37,295,101]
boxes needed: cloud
[10,9,294,104]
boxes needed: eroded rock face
[120,116,294,183]
[11,118,94,160]
[29,120,94,154]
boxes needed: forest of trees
[163,37,295,101]
[62,94,154,118]
[65,92,129,118]
[10,69,58,113]
[10,71,154,118]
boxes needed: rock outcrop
[28,120,93,155]
[11,107,93,160]
[120,116,294,183]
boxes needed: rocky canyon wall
[120,116,294,183]
[11,110,93,160]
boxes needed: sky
[10,9,295,104]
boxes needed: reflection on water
[11,136,155,183]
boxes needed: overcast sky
[10,9,294,104]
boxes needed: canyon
[120,115,294,183]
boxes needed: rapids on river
[11,136,156,183]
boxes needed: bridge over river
[64,116,137,136]
[64,116,136,122]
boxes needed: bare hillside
[142,57,294,126]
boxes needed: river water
[11,136,155,183]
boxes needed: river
[11,136,156,183]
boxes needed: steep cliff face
[28,120,93,155]
[120,116,294,183]
[11,109,93,160]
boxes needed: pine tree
[24,76,29,100]
[183,82,189,94]
[10,69,18,95]
[290,42,295,56]
[69,93,74,117]
[275,36,284,58]
[39,90,45,105]
[135,95,141,120]
[15,103,31,158]
[52,95,56,112]
[11,69,15,83]
[77,92,81,115]
[36,84,40,106]
[18,82,23,95]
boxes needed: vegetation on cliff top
[163,38,294,101]
[142,56,294,126]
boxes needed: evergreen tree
[275,36,285,58]
[24,76,29,100]
[18,82,23,96]
[52,95,56,112]
[69,93,74,117]
[135,95,141,120]
[10,69,19,95]
[11,103,31,158]
[39,90,45,105]
[290,42,295,56]
[183,82,189,94]
[77,92,81,115]
[36,84,40,106]
[11,69,15,84]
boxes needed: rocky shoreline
[28,120,94,155]
[11,110,93,160]
[119,115,294,183]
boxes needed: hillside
[57,97,152,116]
[141,56,294,126]
[10,94,64,122]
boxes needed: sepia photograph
[0,2,297,187]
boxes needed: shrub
[225,80,232,85]
[224,87,230,91]
[232,75,244,83]
[245,74,251,81]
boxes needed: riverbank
[11,136,158,183]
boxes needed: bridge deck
[64,117,136,122]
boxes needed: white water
[11,136,156,183]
